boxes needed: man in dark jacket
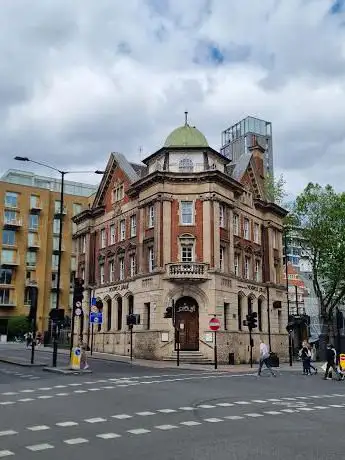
[324,344,339,380]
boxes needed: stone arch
[106,297,112,331]
[164,284,209,315]
[103,294,112,302]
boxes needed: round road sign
[75,307,82,316]
[209,317,221,331]
[76,301,82,308]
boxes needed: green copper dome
[164,118,209,148]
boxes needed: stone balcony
[164,263,209,281]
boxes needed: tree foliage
[293,183,345,322]
[7,315,30,339]
[263,173,287,205]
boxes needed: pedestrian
[307,343,317,375]
[257,340,276,377]
[299,341,312,375]
[24,332,32,349]
[324,344,340,380]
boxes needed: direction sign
[75,307,82,316]
[90,311,103,324]
[209,317,221,331]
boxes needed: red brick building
[73,119,288,363]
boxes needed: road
[0,345,344,459]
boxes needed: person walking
[324,344,340,380]
[299,341,311,375]
[307,343,318,374]
[257,340,276,377]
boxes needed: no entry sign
[209,317,221,331]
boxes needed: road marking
[267,399,281,402]
[136,411,155,416]
[155,424,179,430]
[85,417,107,424]
[329,404,344,408]
[112,414,132,419]
[26,443,54,451]
[234,401,251,405]
[0,430,17,437]
[18,398,34,402]
[198,404,215,409]
[54,385,67,389]
[27,425,50,431]
[56,393,69,396]
[0,450,14,457]
[224,416,244,420]
[128,428,151,435]
[314,406,329,409]
[69,383,82,387]
[64,438,89,445]
[281,409,297,413]
[74,390,87,393]
[37,395,53,399]
[0,402,15,406]
[96,433,121,439]
[281,397,296,401]
[179,407,194,411]
[102,386,115,389]
[180,421,201,426]
[157,409,177,413]
[251,399,267,403]
[245,413,264,417]
[38,387,52,391]
[56,422,79,427]
[264,411,282,415]
[216,403,234,407]
[204,418,223,423]
[88,388,101,391]
[20,389,35,393]
[2,392,17,396]
[299,407,315,411]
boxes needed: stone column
[213,201,220,269]
[203,200,212,265]
[138,207,145,274]
[162,200,172,265]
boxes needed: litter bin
[229,352,235,365]
[269,352,279,367]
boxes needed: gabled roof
[92,152,143,209]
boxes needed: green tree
[7,316,30,340]
[263,173,287,205]
[293,183,345,333]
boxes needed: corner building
[74,121,288,363]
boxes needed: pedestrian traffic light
[72,278,84,314]
[164,306,173,318]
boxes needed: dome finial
[184,111,188,126]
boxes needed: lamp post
[14,156,103,367]
[284,229,293,366]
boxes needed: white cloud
[1,0,345,196]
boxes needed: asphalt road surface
[0,345,345,459]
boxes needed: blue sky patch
[330,0,345,14]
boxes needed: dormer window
[179,158,194,172]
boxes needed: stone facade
[73,122,288,364]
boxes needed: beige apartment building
[74,120,288,364]
[0,169,97,335]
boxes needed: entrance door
[175,296,199,351]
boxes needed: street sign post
[209,317,221,369]
[90,312,103,324]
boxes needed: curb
[0,357,46,367]
[43,367,93,375]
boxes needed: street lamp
[14,156,104,367]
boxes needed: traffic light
[72,277,84,314]
[243,312,258,330]
[126,314,140,327]
[49,308,65,322]
[164,307,173,318]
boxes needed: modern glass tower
[220,116,273,175]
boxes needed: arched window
[179,158,194,172]
[258,298,263,331]
[117,297,122,330]
[107,298,112,332]
[238,294,243,331]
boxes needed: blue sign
[91,297,97,306]
[90,312,103,324]
[74,348,81,356]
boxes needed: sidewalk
[34,346,304,373]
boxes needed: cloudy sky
[1,0,345,195]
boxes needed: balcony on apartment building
[3,214,22,229]
[165,263,209,281]
[27,235,40,250]
[0,290,16,307]
[51,279,63,291]
[52,243,65,254]
[25,277,38,287]
[54,204,67,218]
[29,197,42,213]
[1,253,20,267]
[26,260,37,270]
